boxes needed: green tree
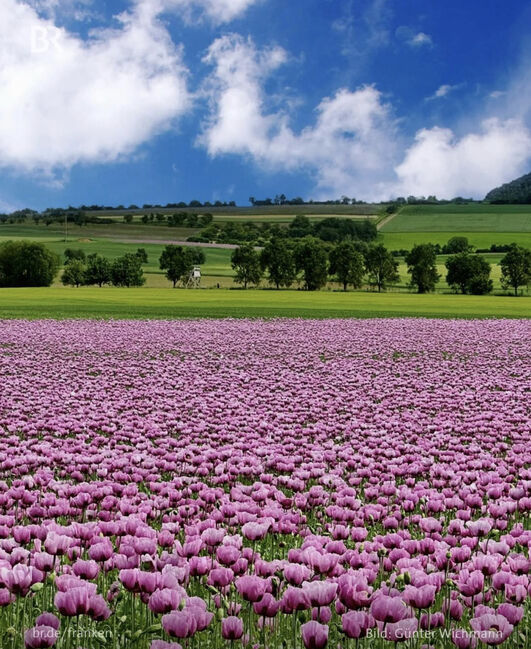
[443,236,471,254]
[231,244,262,288]
[0,241,60,287]
[500,244,531,295]
[185,214,199,227]
[200,224,220,242]
[445,253,493,295]
[123,214,133,224]
[288,215,312,239]
[73,212,86,227]
[294,237,328,291]
[110,253,145,287]
[84,254,111,287]
[365,244,399,292]
[159,245,197,288]
[135,248,148,264]
[199,213,213,227]
[260,238,296,289]
[61,260,87,287]
[64,248,86,264]
[405,243,440,293]
[329,241,365,290]
[190,248,206,265]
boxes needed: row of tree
[249,195,480,207]
[230,239,531,295]
[231,239,399,292]
[194,215,378,247]
[62,249,147,287]
[1,239,530,295]
[135,212,213,228]
[62,246,207,288]
[0,194,493,225]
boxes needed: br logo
[30,26,62,54]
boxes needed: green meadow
[380,203,531,251]
[380,203,531,232]
[0,287,528,320]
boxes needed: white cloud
[410,32,432,47]
[200,34,400,200]
[489,90,506,99]
[200,35,531,201]
[501,55,531,122]
[333,0,392,67]
[426,83,463,101]
[0,0,190,178]
[4,1,530,203]
[394,119,531,198]
[136,0,262,24]
[23,0,98,22]
[434,84,454,98]
[396,26,433,48]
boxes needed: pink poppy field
[0,318,529,649]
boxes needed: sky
[1,0,530,211]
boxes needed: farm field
[0,221,199,243]
[381,204,531,251]
[0,318,529,649]
[85,203,380,219]
[0,287,529,319]
[381,204,531,233]
[382,231,531,251]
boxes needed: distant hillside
[485,172,531,203]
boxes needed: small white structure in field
[186,266,201,288]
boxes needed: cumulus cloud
[5,1,530,202]
[201,35,531,200]
[394,119,531,198]
[200,34,400,199]
[23,0,98,22]
[332,0,392,70]
[426,83,463,101]
[396,26,433,48]
[0,0,190,177]
[136,0,262,24]
[410,32,432,47]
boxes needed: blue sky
[0,0,530,211]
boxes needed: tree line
[0,239,530,295]
[61,247,206,288]
[193,215,377,247]
[231,237,531,295]
[0,242,207,289]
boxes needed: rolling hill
[485,171,531,203]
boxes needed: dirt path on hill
[376,211,399,230]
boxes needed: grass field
[379,204,531,251]
[381,204,531,232]
[0,287,528,320]
[0,221,197,242]
[381,231,531,250]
